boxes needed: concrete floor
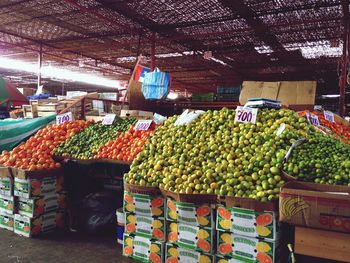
[0,229,134,263]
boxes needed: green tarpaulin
[0,115,56,152]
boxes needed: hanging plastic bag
[141,67,170,100]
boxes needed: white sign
[134,120,152,131]
[153,113,166,125]
[235,106,258,124]
[102,114,116,125]
[56,112,72,124]
[309,114,320,126]
[276,123,286,136]
[324,111,335,122]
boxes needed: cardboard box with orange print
[18,193,66,218]
[14,210,65,237]
[167,221,214,254]
[123,191,164,218]
[216,205,277,241]
[124,212,166,241]
[0,194,15,214]
[14,175,64,199]
[166,198,214,228]
[216,231,276,263]
[0,177,13,196]
[123,233,164,263]
[0,209,14,231]
[165,243,214,263]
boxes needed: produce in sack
[94,123,156,162]
[0,121,90,170]
[125,108,313,201]
[299,110,350,144]
[54,118,136,159]
[284,135,350,186]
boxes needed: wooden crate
[22,104,38,118]
[295,226,350,262]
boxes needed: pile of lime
[125,108,315,201]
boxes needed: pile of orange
[0,120,90,170]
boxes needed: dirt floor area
[0,228,341,263]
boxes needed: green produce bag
[0,115,56,152]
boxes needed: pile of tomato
[299,111,350,144]
[95,123,156,162]
[0,120,90,170]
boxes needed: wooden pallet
[22,104,38,118]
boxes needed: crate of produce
[22,104,38,118]
[0,210,14,231]
[14,175,64,199]
[14,210,65,237]
[166,198,214,228]
[166,243,214,263]
[191,93,215,102]
[123,233,164,263]
[280,181,350,233]
[217,231,276,263]
[123,191,164,217]
[124,212,166,241]
[0,194,15,214]
[18,193,66,218]
[216,205,277,241]
[37,103,65,116]
[167,222,214,254]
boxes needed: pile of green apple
[125,108,315,201]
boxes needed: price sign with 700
[235,106,258,124]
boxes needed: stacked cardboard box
[215,205,278,263]
[13,173,66,237]
[122,191,165,262]
[165,198,215,263]
[0,167,15,231]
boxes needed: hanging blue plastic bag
[141,67,170,100]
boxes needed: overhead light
[0,57,121,88]
[255,45,274,54]
[321,94,340,98]
[167,91,178,100]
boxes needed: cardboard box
[123,191,164,217]
[123,233,164,263]
[14,176,63,199]
[124,212,165,241]
[0,194,15,214]
[18,193,66,218]
[217,231,276,262]
[239,81,316,106]
[0,210,14,231]
[0,177,13,196]
[280,181,350,233]
[216,205,277,241]
[166,198,213,228]
[167,222,214,254]
[294,226,350,262]
[166,243,214,263]
[120,109,153,119]
[14,211,65,237]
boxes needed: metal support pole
[151,32,156,71]
[340,0,349,116]
[37,43,43,89]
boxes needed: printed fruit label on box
[0,177,12,196]
[167,198,213,227]
[217,231,275,263]
[217,206,276,240]
[125,212,165,241]
[167,222,213,254]
[0,210,14,231]
[18,193,66,218]
[123,191,164,217]
[14,176,63,198]
[14,211,64,237]
[123,233,164,263]
[166,243,214,263]
[0,194,15,214]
